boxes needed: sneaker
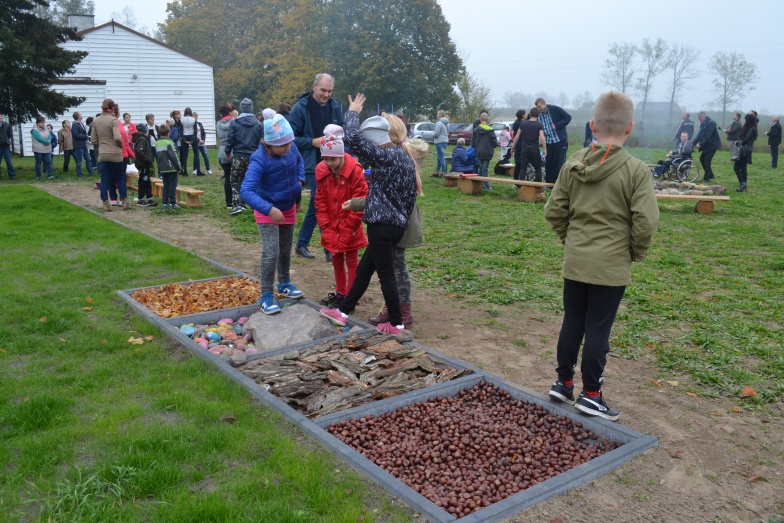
[376,322,405,334]
[162,204,169,210]
[277,281,304,299]
[548,381,576,405]
[320,307,348,326]
[319,292,343,307]
[192,169,197,175]
[295,245,315,259]
[137,200,149,206]
[259,293,281,315]
[147,200,158,207]
[325,251,333,263]
[229,206,245,216]
[48,176,55,180]
[574,392,620,421]
[207,169,213,174]
[171,204,179,210]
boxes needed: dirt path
[41,182,784,522]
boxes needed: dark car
[448,123,473,145]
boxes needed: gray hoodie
[433,117,449,144]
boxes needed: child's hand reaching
[269,207,285,223]
[348,93,366,113]
[341,199,351,211]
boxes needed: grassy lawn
[0,185,412,522]
[2,141,782,520]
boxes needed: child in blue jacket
[240,113,307,314]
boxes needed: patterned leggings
[230,156,249,207]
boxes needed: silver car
[409,121,436,143]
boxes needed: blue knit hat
[264,114,294,146]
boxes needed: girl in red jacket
[315,124,369,308]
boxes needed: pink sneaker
[376,322,405,334]
[320,307,348,326]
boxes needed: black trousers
[138,167,153,199]
[221,162,232,206]
[771,144,779,168]
[545,141,568,183]
[555,279,626,392]
[734,154,749,185]
[699,149,717,179]
[517,148,542,182]
[339,223,405,326]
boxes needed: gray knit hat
[360,116,391,145]
[239,98,253,114]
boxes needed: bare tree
[502,91,534,111]
[634,38,669,142]
[454,73,493,123]
[111,6,137,28]
[555,91,569,108]
[665,43,700,128]
[572,91,595,111]
[708,51,759,125]
[601,42,637,93]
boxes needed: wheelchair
[651,155,701,183]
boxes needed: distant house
[12,17,215,157]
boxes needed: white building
[13,17,215,157]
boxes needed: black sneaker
[548,381,575,405]
[320,292,339,306]
[575,392,620,421]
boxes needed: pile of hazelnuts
[328,381,620,517]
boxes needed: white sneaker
[192,169,197,175]
[207,169,213,174]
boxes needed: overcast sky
[94,0,784,116]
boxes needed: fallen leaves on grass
[82,306,92,311]
[39,317,47,323]
[127,337,145,345]
[667,380,679,387]
[130,277,259,318]
[686,392,697,397]
[85,297,94,303]
[0,347,6,353]
[59,338,67,343]
[649,379,662,388]
[741,386,757,398]
[731,407,743,414]
[666,449,684,459]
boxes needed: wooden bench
[655,193,729,214]
[124,172,203,207]
[456,175,554,203]
[443,173,465,187]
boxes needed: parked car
[489,122,512,140]
[448,123,473,145]
[409,121,435,143]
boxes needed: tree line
[602,38,759,127]
[162,0,469,120]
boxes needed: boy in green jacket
[544,91,659,421]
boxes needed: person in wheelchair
[654,132,693,177]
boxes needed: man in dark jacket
[224,97,264,215]
[765,116,781,168]
[691,111,721,181]
[672,112,695,147]
[470,112,498,190]
[0,114,16,179]
[289,73,345,260]
[535,98,572,183]
[71,112,93,178]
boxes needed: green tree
[601,42,637,93]
[708,51,759,126]
[453,72,492,123]
[0,0,88,124]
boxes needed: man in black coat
[0,114,16,179]
[672,112,694,147]
[765,116,781,168]
[535,98,571,183]
[691,111,721,181]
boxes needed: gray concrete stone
[242,303,338,352]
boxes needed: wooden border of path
[454,175,553,203]
[655,193,730,215]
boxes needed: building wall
[14,23,215,156]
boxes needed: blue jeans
[435,142,447,172]
[73,146,92,177]
[0,146,16,178]
[478,159,491,190]
[198,145,211,170]
[98,161,127,201]
[181,136,199,173]
[34,152,53,179]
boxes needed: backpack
[465,146,476,164]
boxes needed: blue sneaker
[277,281,304,299]
[162,204,169,210]
[259,292,281,315]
